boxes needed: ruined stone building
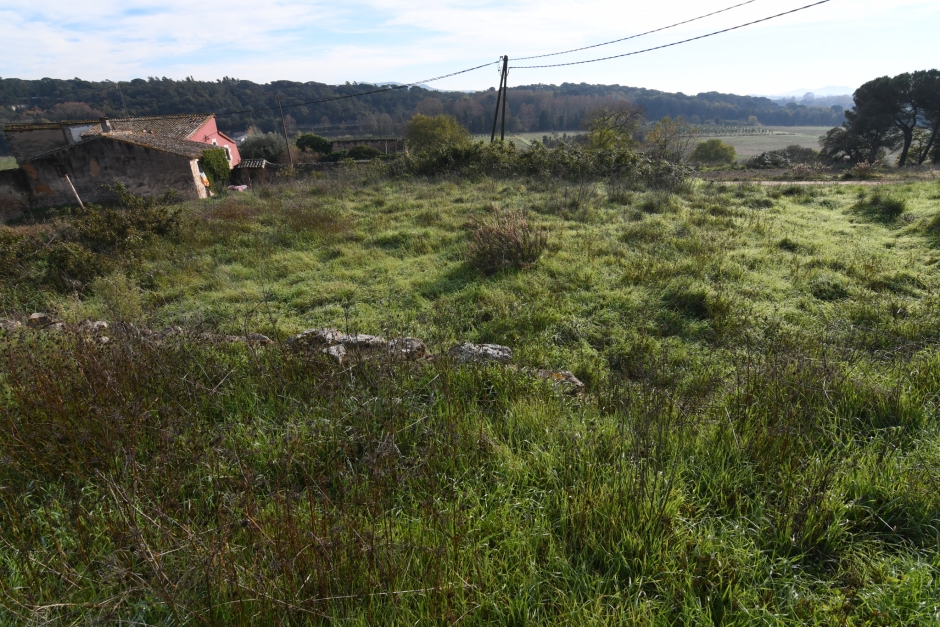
[0,114,241,222]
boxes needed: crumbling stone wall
[24,139,205,208]
[0,168,30,223]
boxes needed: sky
[0,0,938,97]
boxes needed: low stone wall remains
[0,168,31,223]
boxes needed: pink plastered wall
[188,117,241,166]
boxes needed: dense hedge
[397,140,691,190]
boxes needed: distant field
[474,127,836,158]
[0,156,16,170]
[707,126,834,160]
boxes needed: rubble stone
[533,369,585,394]
[323,344,347,362]
[27,313,55,328]
[341,334,387,348]
[246,333,273,345]
[288,328,347,348]
[387,337,427,358]
[448,342,513,364]
[78,320,109,334]
[0,319,22,332]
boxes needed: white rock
[78,320,109,334]
[0,319,22,332]
[322,344,346,362]
[387,337,426,358]
[533,369,585,394]
[448,342,512,364]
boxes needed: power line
[512,0,833,69]
[215,61,499,117]
[514,0,763,61]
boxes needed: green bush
[689,139,736,166]
[238,133,285,161]
[399,140,690,191]
[43,242,105,291]
[0,185,181,294]
[296,133,332,154]
[199,148,232,192]
[347,145,383,160]
[404,114,470,152]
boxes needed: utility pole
[500,55,509,142]
[490,56,506,143]
[276,95,294,166]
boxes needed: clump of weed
[43,242,105,292]
[282,203,350,235]
[853,191,907,222]
[925,212,940,235]
[467,207,548,275]
[777,237,804,253]
[639,191,679,214]
[809,274,849,301]
[661,280,731,324]
[747,198,774,209]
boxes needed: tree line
[0,76,846,156]
[821,70,940,166]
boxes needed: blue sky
[0,0,937,96]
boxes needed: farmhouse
[0,114,241,221]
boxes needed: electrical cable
[512,0,833,69]
[514,0,762,61]
[215,60,500,117]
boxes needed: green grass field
[704,126,834,159]
[2,171,940,623]
[476,127,836,159]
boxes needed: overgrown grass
[1,171,940,623]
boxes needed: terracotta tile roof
[22,133,213,162]
[81,114,213,140]
[104,133,214,158]
[21,139,97,162]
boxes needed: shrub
[399,140,690,191]
[347,145,383,160]
[746,151,791,169]
[43,242,105,291]
[238,133,285,161]
[689,139,736,166]
[405,114,470,152]
[644,116,699,164]
[296,133,332,154]
[467,208,548,275]
[782,144,820,164]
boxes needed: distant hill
[764,85,854,98]
[0,77,846,155]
